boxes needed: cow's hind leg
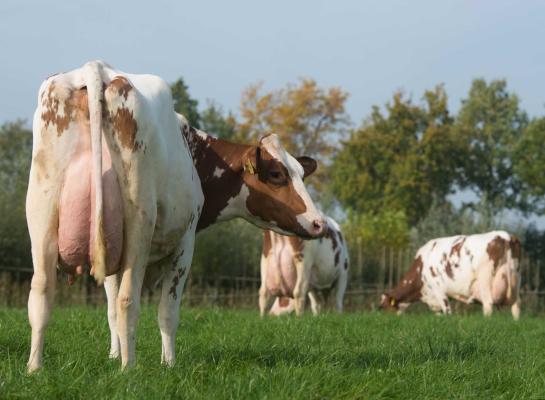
[335,269,348,313]
[158,228,196,366]
[258,255,275,317]
[477,263,495,317]
[26,199,58,373]
[116,216,153,370]
[104,273,120,358]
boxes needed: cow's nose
[311,219,326,236]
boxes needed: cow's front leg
[477,263,494,317]
[104,273,120,358]
[307,289,322,316]
[293,256,311,316]
[158,229,196,366]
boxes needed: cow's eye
[268,170,287,185]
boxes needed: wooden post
[357,236,363,286]
[378,247,386,291]
[388,248,394,289]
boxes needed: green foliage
[332,86,462,225]
[200,101,237,141]
[455,79,528,211]
[514,116,545,212]
[343,209,410,251]
[2,307,545,398]
[0,121,32,270]
[170,77,201,128]
[192,220,262,278]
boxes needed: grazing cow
[27,61,325,372]
[259,216,349,316]
[380,231,521,319]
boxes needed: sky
[1,0,544,227]
[1,0,545,126]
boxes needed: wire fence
[1,247,544,313]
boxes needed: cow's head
[240,134,325,238]
[379,293,410,315]
[379,293,399,312]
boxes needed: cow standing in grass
[380,231,521,319]
[260,216,349,316]
[26,61,325,372]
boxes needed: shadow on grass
[199,338,487,371]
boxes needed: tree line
[1,76,544,280]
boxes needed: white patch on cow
[196,129,208,140]
[213,167,224,178]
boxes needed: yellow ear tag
[390,298,396,306]
[245,159,256,174]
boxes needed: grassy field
[1,306,545,399]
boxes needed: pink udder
[58,148,123,275]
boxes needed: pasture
[1,306,544,399]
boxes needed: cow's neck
[183,126,251,232]
[389,256,424,304]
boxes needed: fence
[1,247,544,313]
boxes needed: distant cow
[27,61,325,372]
[259,216,349,316]
[380,231,521,319]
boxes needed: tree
[514,116,545,212]
[455,79,528,211]
[331,86,463,225]
[0,121,32,270]
[170,77,201,128]
[200,101,237,141]
[237,79,349,203]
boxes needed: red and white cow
[259,216,349,316]
[27,61,325,372]
[380,231,521,319]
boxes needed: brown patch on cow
[279,297,290,307]
[380,255,424,310]
[487,236,507,268]
[41,82,76,136]
[509,235,521,259]
[443,299,449,308]
[183,126,249,231]
[110,106,138,150]
[334,251,340,266]
[445,260,454,279]
[344,259,348,270]
[169,250,186,300]
[109,76,132,100]
[262,231,272,256]
[245,146,309,237]
[431,241,437,250]
[429,266,437,277]
[288,236,305,254]
[450,237,466,258]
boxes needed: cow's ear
[296,156,317,179]
[242,146,258,175]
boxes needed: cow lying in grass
[380,231,521,319]
[260,216,349,316]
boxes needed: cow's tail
[84,61,107,285]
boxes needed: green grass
[1,307,545,399]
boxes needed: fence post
[357,236,363,287]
